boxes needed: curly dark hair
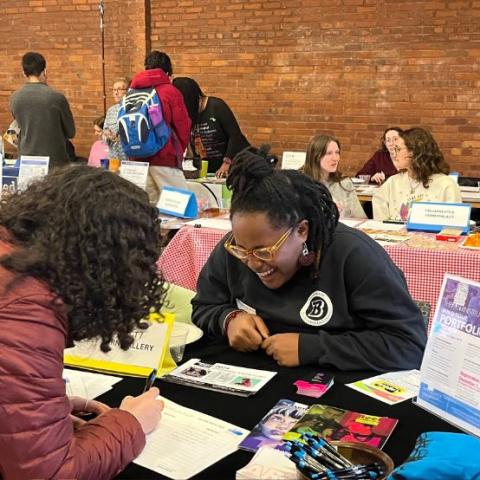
[228,145,339,277]
[0,166,165,352]
[400,128,450,188]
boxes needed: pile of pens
[284,433,385,480]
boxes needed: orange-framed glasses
[224,227,293,261]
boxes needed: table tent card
[119,160,149,190]
[281,151,306,170]
[415,274,480,437]
[64,312,176,377]
[157,185,198,218]
[17,155,49,191]
[407,201,471,233]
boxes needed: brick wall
[1,0,479,176]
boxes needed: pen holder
[296,441,394,480]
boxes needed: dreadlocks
[227,145,339,276]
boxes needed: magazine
[283,403,398,449]
[160,358,277,397]
[239,399,308,452]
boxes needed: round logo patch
[300,291,333,327]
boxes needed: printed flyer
[416,274,480,437]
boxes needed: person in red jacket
[130,51,191,204]
[0,166,165,479]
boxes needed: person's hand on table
[69,396,111,428]
[371,171,385,184]
[262,333,300,367]
[215,161,230,178]
[120,387,164,434]
[226,312,269,352]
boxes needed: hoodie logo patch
[300,291,333,327]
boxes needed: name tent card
[119,160,149,190]
[18,155,49,191]
[64,313,176,377]
[415,274,480,437]
[157,186,198,218]
[281,151,306,170]
[407,202,471,233]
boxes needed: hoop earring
[298,242,315,266]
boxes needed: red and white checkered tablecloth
[159,226,480,325]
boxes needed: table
[356,185,480,209]
[159,225,480,326]
[113,338,460,479]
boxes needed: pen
[382,220,405,224]
[143,368,158,393]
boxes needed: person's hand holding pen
[120,387,164,434]
[226,311,269,352]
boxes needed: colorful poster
[416,274,480,437]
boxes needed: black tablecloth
[106,337,460,479]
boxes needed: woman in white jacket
[373,128,461,222]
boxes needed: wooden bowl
[297,441,394,480]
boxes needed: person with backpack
[126,51,191,204]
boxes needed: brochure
[161,358,277,397]
[415,274,480,437]
[239,399,308,452]
[283,403,398,449]
[347,370,421,405]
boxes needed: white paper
[347,370,420,405]
[236,447,296,479]
[63,368,121,399]
[184,218,232,230]
[358,220,406,231]
[339,218,366,228]
[134,397,248,479]
[416,274,480,437]
[120,160,149,190]
[281,151,306,170]
[18,155,49,190]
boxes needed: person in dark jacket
[0,166,165,479]
[356,127,402,184]
[172,76,249,177]
[130,51,191,203]
[192,145,426,371]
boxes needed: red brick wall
[1,0,479,176]
[151,0,480,176]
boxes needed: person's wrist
[222,157,232,166]
[224,309,243,335]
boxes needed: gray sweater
[10,83,75,169]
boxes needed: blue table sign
[157,186,198,219]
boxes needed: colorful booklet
[239,399,309,452]
[294,372,334,398]
[283,403,398,449]
[161,358,277,397]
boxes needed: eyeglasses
[224,227,293,261]
[112,88,127,92]
[394,146,407,153]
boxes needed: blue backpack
[117,87,170,158]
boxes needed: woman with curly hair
[303,134,366,218]
[0,166,165,479]
[373,127,461,221]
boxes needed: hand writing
[371,171,386,184]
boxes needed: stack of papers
[63,368,122,399]
[134,397,248,479]
[161,358,277,396]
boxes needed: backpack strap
[170,128,184,170]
